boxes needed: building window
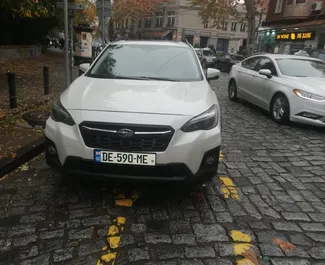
[286,0,293,4]
[221,21,228,31]
[155,12,163,27]
[231,22,237,32]
[240,23,246,32]
[145,16,152,28]
[295,0,306,3]
[167,11,175,27]
[275,0,283,13]
[138,19,142,28]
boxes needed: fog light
[48,146,57,155]
[299,112,321,119]
[205,155,217,165]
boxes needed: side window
[241,57,260,70]
[256,57,277,76]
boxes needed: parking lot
[0,73,325,265]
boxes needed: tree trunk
[244,0,256,56]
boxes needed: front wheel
[228,80,239,101]
[271,94,290,124]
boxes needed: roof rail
[182,38,193,48]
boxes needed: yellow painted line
[219,151,224,161]
[97,192,138,264]
[231,231,252,243]
[231,231,258,265]
[219,176,239,200]
[237,259,255,265]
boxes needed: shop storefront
[257,21,325,54]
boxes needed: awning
[260,19,325,30]
[143,30,172,38]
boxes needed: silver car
[228,54,325,127]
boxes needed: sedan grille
[79,122,174,152]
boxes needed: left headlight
[51,99,75,126]
[293,89,325,101]
[181,105,218,132]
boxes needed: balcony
[282,1,314,18]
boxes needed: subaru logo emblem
[117,128,135,138]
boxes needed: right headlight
[51,99,75,126]
[181,105,218,132]
[293,89,325,102]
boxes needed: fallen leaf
[272,238,296,254]
[11,152,17,158]
[241,247,259,265]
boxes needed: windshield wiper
[137,76,180,81]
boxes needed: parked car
[215,53,245,73]
[308,49,325,62]
[228,54,325,127]
[194,48,217,68]
[45,40,221,182]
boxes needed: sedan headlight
[51,99,75,126]
[293,89,325,101]
[181,105,218,132]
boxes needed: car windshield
[276,58,325,77]
[230,54,245,61]
[203,50,215,56]
[87,44,202,81]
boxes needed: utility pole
[102,0,105,45]
[64,0,70,87]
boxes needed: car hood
[61,76,215,116]
[283,76,325,96]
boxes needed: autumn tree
[73,0,97,25]
[112,0,160,37]
[190,0,269,56]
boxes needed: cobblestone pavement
[1,73,325,265]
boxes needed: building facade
[117,0,265,53]
[258,0,325,53]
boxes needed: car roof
[113,40,189,48]
[249,53,323,62]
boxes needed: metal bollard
[43,66,50,95]
[7,72,17,109]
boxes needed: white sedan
[228,54,325,126]
[45,40,221,182]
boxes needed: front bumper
[290,96,325,127]
[46,137,220,182]
[44,111,222,181]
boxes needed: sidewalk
[0,50,78,159]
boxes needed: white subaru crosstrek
[45,40,221,182]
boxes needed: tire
[270,93,290,124]
[228,80,239,101]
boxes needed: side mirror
[207,68,220,81]
[259,69,272,78]
[79,63,90,73]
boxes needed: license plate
[94,150,156,166]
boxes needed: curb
[0,136,45,178]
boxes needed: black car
[214,53,245,73]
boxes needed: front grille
[79,122,174,152]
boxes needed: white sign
[56,1,85,10]
[75,32,93,58]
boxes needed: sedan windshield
[87,44,203,81]
[276,58,325,77]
